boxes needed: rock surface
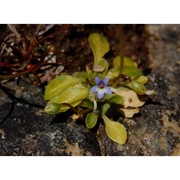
[0,25,179,156]
[98,25,180,155]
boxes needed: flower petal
[103,78,109,86]
[95,76,102,85]
[90,86,98,93]
[97,91,105,99]
[104,87,112,94]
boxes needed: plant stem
[119,25,124,74]
[93,99,97,114]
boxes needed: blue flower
[90,76,112,99]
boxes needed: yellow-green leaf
[74,71,88,80]
[92,58,109,73]
[102,115,127,144]
[113,56,137,68]
[136,75,149,84]
[44,102,60,114]
[58,100,83,113]
[48,84,88,112]
[44,75,83,100]
[123,66,142,77]
[88,33,110,66]
[126,81,146,95]
[92,65,105,72]
[106,68,120,80]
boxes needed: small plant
[44,33,153,144]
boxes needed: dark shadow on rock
[0,84,44,125]
[143,68,152,75]
[49,110,74,125]
[145,98,163,106]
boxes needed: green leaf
[113,56,121,68]
[88,33,110,66]
[44,102,60,114]
[124,56,138,67]
[123,66,142,77]
[101,103,111,114]
[135,75,149,84]
[108,94,124,105]
[106,68,120,80]
[93,58,109,72]
[48,84,89,112]
[104,94,124,105]
[107,56,140,80]
[59,100,83,113]
[92,64,105,72]
[102,115,127,144]
[86,65,96,82]
[80,99,94,109]
[113,56,137,68]
[85,112,98,129]
[44,75,84,100]
[86,64,92,75]
[49,84,88,104]
[74,71,88,80]
[126,81,146,95]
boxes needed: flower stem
[93,99,97,114]
[119,25,124,75]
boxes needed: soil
[0,24,179,156]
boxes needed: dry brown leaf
[71,113,80,120]
[120,108,139,118]
[111,87,146,108]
